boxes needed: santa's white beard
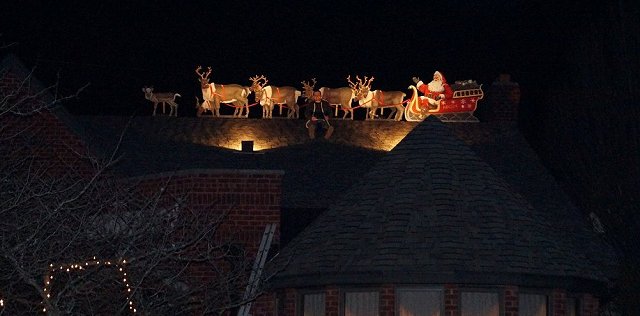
[427,80,444,92]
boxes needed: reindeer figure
[142,86,180,117]
[319,77,356,120]
[300,78,317,101]
[351,76,406,121]
[195,66,251,118]
[250,75,300,119]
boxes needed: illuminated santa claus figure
[412,71,453,110]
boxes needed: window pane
[303,293,325,316]
[397,289,442,316]
[461,292,499,316]
[519,294,547,316]
[344,291,379,316]
[566,297,577,316]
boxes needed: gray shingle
[271,117,614,289]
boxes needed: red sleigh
[404,81,483,122]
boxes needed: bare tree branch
[1,59,271,315]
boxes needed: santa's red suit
[416,71,453,109]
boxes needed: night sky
[3,2,640,311]
[2,1,572,118]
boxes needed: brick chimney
[486,74,521,122]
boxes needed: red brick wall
[581,293,600,316]
[131,170,282,248]
[251,292,276,316]
[504,286,519,316]
[130,170,282,315]
[380,284,395,316]
[486,74,521,122]
[552,288,567,316]
[283,288,297,316]
[1,67,95,180]
[443,284,459,316]
[326,286,340,316]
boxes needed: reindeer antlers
[249,75,268,90]
[195,66,212,79]
[363,75,375,88]
[347,75,375,90]
[300,78,317,90]
[347,75,358,90]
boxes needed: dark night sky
[2,1,574,117]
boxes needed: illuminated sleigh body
[404,81,483,122]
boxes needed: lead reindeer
[249,75,301,119]
[142,86,180,117]
[319,77,356,120]
[195,66,251,118]
[350,76,406,121]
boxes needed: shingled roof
[271,117,614,291]
[69,116,396,209]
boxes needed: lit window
[397,288,443,316]
[566,297,579,316]
[519,293,548,316]
[344,291,378,316]
[461,291,499,316]
[301,293,325,316]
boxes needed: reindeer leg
[388,108,395,120]
[290,101,297,119]
[397,107,404,121]
[239,103,245,118]
[240,100,245,117]
[153,103,158,116]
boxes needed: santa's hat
[434,71,447,83]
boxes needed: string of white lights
[41,257,136,314]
